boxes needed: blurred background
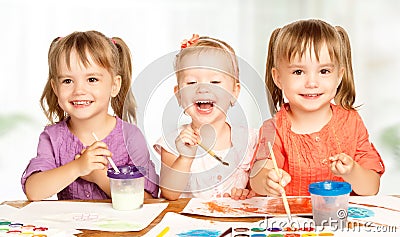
[1,0,399,201]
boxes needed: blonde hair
[265,19,355,115]
[41,30,137,124]
[174,36,239,81]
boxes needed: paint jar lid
[309,181,351,196]
[107,165,145,179]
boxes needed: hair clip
[180,34,200,49]
[110,38,116,45]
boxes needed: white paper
[349,195,400,211]
[14,201,168,232]
[0,204,81,237]
[0,204,19,220]
[348,195,400,227]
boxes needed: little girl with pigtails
[22,31,159,200]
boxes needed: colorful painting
[181,197,312,217]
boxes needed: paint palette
[231,228,335,237]
[231,225,335,237]
[228,217,336,237]
[0,220,58,237]
[0,219,84,237]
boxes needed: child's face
[50,50,121,121]
[272,43,344,113]
[175,68,240,127]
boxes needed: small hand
[74,141,110,178]
[78,166,108,184]
[264,168,291,197]
[224,188,256,200]
[175,124,199,158]
[329,153,355,176]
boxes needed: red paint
[206,202,233,213]
[284,234,301,237]
[299,227,314,231]
[204,197,312,215]
[237,207,259,212]
[266,197,312,215]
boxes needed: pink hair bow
[181,34,200,49]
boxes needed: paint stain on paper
[204,197,312,215]
[96,220,143,230]
[347,207,375,218]
[177,229,221,236]
[206,202,235,213]
[265,197,312,215]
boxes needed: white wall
[1,0,399,201]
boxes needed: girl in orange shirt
[250,19,385,196]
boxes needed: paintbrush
[197,141,229,166]
[268,141,292,223]
[92,132,120,173]
[218,227,232,237]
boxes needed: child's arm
[160,125,198,200]
[159,149,194,200]
[249,159,291,197]
[76,163,110,197]
[330,153,380,195]
[24,141,110,200]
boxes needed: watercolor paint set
[0,219,49,237]
[227,217,336,237]
[230,226,335,237]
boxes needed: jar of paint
[107,165,145,210]
[309,181,351,228]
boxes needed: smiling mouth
[300,93,322,97]
[71,100,92,106]
[195,100,214,111]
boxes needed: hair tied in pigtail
[180,34,199,49]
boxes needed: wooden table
[2,198,264,236]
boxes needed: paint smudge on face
[347,207,375,218]
[177,229,221,236]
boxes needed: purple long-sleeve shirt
[21,117,159,200]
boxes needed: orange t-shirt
[253,103,385,196]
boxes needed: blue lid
[309,181,351,196]
[107,165,145,179]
